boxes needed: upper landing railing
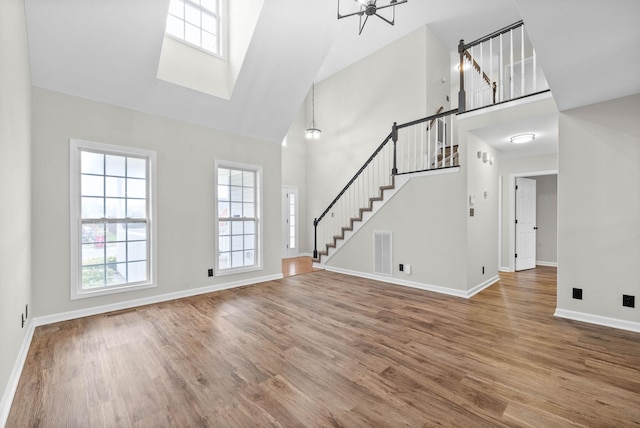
[458,21,550,113]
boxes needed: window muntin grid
[79,150,150,290]
[217,166,259,271]
[166,0,220,55]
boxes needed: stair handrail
[464,20,524,50]
[314,131,393,225]
[313,107,458,259]
[396,107,458,130]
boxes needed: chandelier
[337,0,408,35]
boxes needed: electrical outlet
[208,268,214,277]
[405,264,412,275]
[623,295,635,308]
[399,264,404,272]
[572,288,583,300]
[482,266,485,275]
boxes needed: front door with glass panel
[282,187,298,258]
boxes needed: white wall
[529,174,557,265]
[281,101,309,255]
[0,0,32,420]
[557,93,640,325]
[31,88,282,317]
[327,172,468,292]
[465,134,499,288]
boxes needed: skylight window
[166,0,221,55]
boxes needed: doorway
[281,186,298,258]
[502,170,557,272]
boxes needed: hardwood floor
[282,256,322,278]
[8,267,640,427]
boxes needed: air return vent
[374,231,392,276]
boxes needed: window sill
[214,265,262,277]
[71,281,157,300]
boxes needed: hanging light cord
[311,83,316,126]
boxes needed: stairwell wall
[326,171,468,292]
[283,25,453,256]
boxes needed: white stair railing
[313,108,459,262]
[458,20,550,112]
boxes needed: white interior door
[281,187,298,258]
[515,177,536,271]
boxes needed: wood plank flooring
[282,256,322,278]
[8,267,640,427]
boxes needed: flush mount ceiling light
[510,133,536,144]
[305,83,321,140]
[337,0,408,35]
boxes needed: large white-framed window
[165,0,223,56]
[70,139,157,300]
[215,160,262,275]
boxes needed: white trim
[0,320,35,427]
[69,139,158,300]
[554,309,640,333]
[498,175,503,274]
[536,261,557,267]
[508,169,558,272]
[467,275,501,298]
[459,91,553,120]
[214,160,263,276]
[33,273,282,327]
[324,266,498,299]
[499,266,513,272]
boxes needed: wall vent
[373,231,392,276]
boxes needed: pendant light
[305,83,321,140]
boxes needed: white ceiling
[24,0,640,145]
[469,112,558,160]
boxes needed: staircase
[313,20,549,264]
[316,176,395,259]
[313,108,459,263]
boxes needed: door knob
[533,226,538,230]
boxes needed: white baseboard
[283,253,313,259]
[324,266,495,299]
[499,266,512,273]
[467,275,500,298]
[536,261,558,267]
[554,309,640,333]
[0,319,35,428]
[33,273,283,327]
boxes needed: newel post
[391,122,398,175]
[458,39,466,113]
[313,218,318,259]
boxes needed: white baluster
[521,25,525,98]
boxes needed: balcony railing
[458,21,550,113]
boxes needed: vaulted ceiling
[24,0,640,143]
